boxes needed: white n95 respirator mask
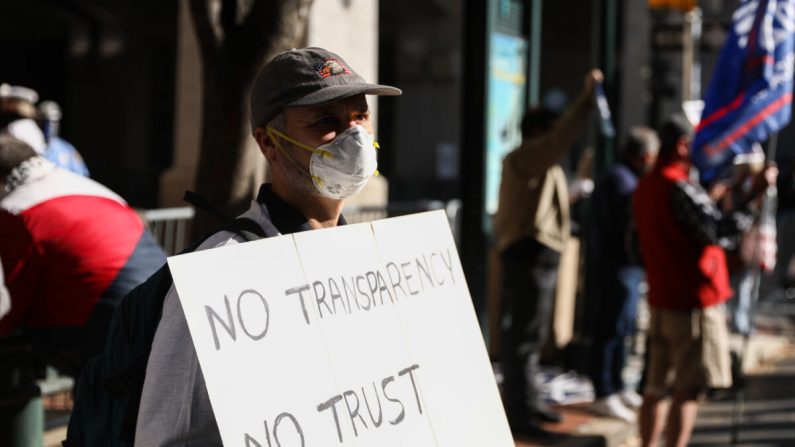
[267,124,379,199]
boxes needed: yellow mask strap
[266,127,333,159]
[374,141,380,176]
[265,127,326,186]
[266,127,380,185]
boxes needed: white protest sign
[371,213,514,446]
[169,210,513,446]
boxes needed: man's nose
[339,118,358,134]
[346,113,362,129]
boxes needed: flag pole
[768,131,779,161]
[731,132,779,445]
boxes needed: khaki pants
[644,305,732,397]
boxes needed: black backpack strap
[183,190,228,222]
[221,217,272,241]
[184,190,280,240]
[106,215,274,442]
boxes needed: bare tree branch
[188,0,220,63]
[234,0,313,67]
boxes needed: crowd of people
[0,47,788,447]
[494,69,780,447]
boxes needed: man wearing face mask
[126,48,400,446]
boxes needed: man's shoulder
[598,165,624,188]
[670,178,707,204]
[194,229,244,252]
[504,138,544,160]
[191,199,278,253]
[608,163,634,179]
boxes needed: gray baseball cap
[249,47,401,130]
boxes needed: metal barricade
[141,207,195,256]
[343,199,462,245]
[141,200,462,255]
[341,205,388,224]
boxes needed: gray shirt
[135,201,276,446]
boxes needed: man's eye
[314,117,337,127]
[355,113,370,121]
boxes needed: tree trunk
[193,58,260,235]
[189,0,313,236]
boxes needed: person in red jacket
[0,136,165,376]
[633,115,776,447]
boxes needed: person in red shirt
[633,115,776,447]
[0,136,165,376]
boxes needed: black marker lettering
[361,383,384,428]
[263,419,274,447]
[376,270,395,304]
[399,364,423,414]
[244,433,265,447]
[401,262,419,296]
[245,419,272,447]
[429,252,444,285]
[312,280,332,318]
[341,276,360,311]
[237,289,270,341]
[415,255,434,291]
[355,275,372,310]
[343,390,367,436]
[327,277,348,314]
[386,262,407,300]
[273,412,305,447]
[284,284,311,325]
[365,271,380,306]
[317,395,344,443]
[441,248,456,284]
[382,376,405,425]
[205,295,235,351]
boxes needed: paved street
[690,353,795,446]
[512,288,795,447]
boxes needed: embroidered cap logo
[314,59,351,79]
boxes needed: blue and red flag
[693,0,795,183]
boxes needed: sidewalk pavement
[689,345,795,446]
[512,333,794,447]
[514,403,638,447]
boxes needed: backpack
[65,210,275,446]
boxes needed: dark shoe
[509,419,553,440]
[531,406,563,424]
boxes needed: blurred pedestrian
[37,100,90,177]
[714,145,768,337]
[588,127,659,422]
[0,84,88,176]
[633,115,776,447]
[0,136,165,377]
[0,84,46,153]
[493,68,602,437]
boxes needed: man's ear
[253,127,277,161]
